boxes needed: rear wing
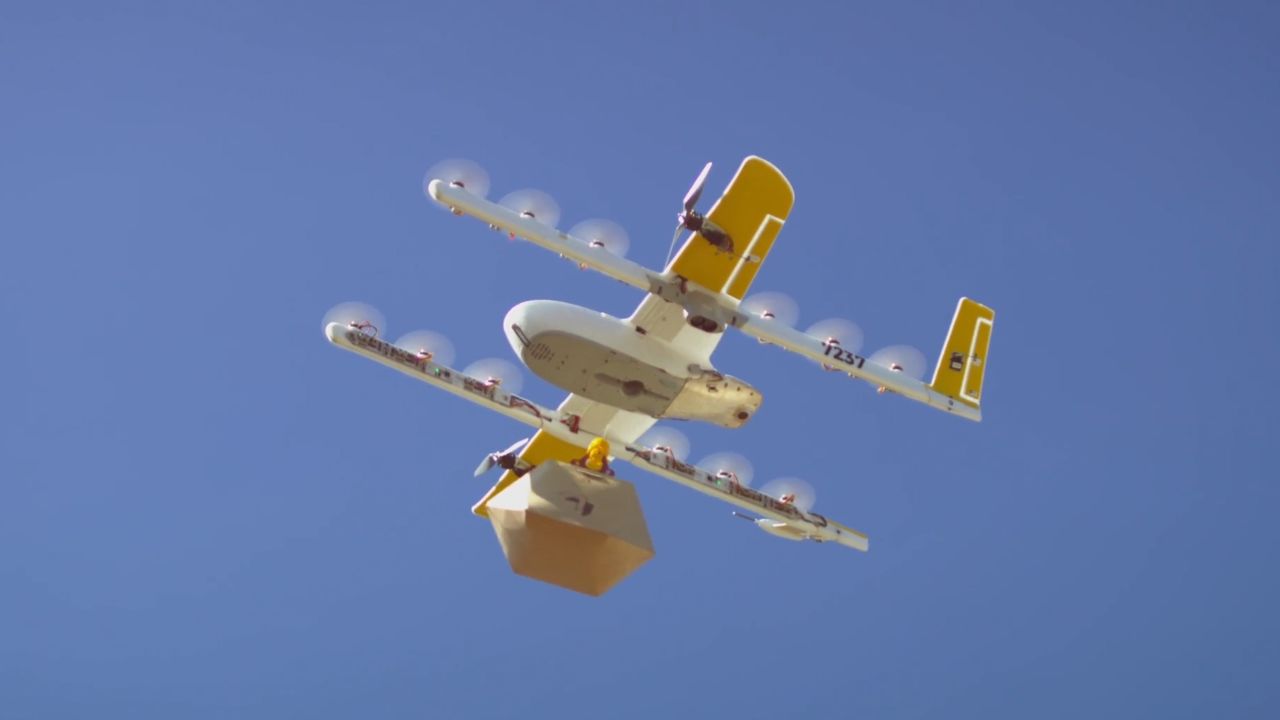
[429,166,995,421]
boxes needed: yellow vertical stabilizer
[929,298,995,410]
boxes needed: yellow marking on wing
[471,430,588,517]
[928,298,995,408]
[668,156,795,300]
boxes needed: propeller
[463,358,524,395]
[474,436,531,477]
[423,159,491,203]
[569,219,631,258]
[741,291,800,328]
[636,426,691,461]
[805,317,865,355]
[670,162,733,253]
[760,477,818,512]
[393,330,456,367]
[322,301,386,338]
[499,189,561,230]
[698,451,754,487]
[867,344,928,390]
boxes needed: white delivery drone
[325,156,994,561]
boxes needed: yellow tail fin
[929,298,995,409]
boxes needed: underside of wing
[667,156,795,300]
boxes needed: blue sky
[3,1,1278,717]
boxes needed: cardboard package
[486,461,654,596]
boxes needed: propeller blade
[868,345,928,381]
[569,219,631,258]
[683,161,713,212]
[474,436,531,477]
[424,158,491,200]
[669,223,686,256]
[741,291,800,328]
[805,317,865,356]
[760,477,817,512]
[698,451,754,487]
[463,358,524,395]
[473,454,498,477]
[637,426,691,461]
[393,330,456,367]
[322,301,386,338]
[499,189,561,229]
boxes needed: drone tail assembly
[928,298,995,417]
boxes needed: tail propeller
[682,162,713,219]
[671,162,733,253]
[474,436,531,477]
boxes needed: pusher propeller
[474,436,531,477]
[682,161,713,217]
[670,161,733,254]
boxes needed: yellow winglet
[929,298,995,410]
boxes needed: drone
[324,156,994,590]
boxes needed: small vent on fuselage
[528,342,555,361]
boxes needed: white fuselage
[503,300,762,428]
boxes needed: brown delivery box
[486,461,654,596]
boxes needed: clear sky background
[3,1,1278,717]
